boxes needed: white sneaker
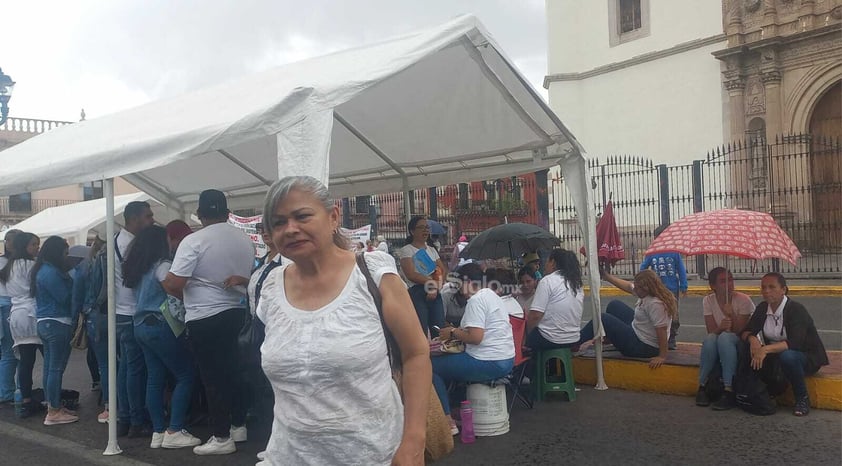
[97,409,109,424]
[193,436,236,455]
[150,432,165,449]
[257,450,266,461]
[162,429,201,449]
[230,425,248,443]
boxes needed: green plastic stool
[535,348,576,402]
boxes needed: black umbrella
[459,223,560,260]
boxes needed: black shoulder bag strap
[253,258,282,311]
[114,231,124,263]
[356,252,402,372]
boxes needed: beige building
[713,0,841,247]
[0,116,139,230]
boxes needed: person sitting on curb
[695,267,754,410]
[739,272,828,417]
[640,224,687,350]
[579,269,676,369]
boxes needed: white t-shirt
[702,292,754,327]
[763,296,788,343]
[500,295,524,318]
[632,296,673,348]
[530,272,584,345]
[376,242,389,253]
[397,244,440,285]
[5,259,40,347]
[461,288,515,361]
[0,257,9,299]
[115,229,137,316]
[170,222,255,322]
[256,251,403,465]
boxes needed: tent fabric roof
[0,15,582,214]
[8,192,190,245]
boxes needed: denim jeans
[431,353,514,415]
[698,332,740,388]
[187,308,246,438]
[526,327,576,350]
[579,300,659,358]
[777,349,810,399]
[409,285,445,337]
[117,314,147,425]
[86,313,110,400]
[37,320,73,409]
[135,316,195,433]
[0,305,18,401]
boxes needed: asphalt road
[1,370,840,466]
[584,295,842,350]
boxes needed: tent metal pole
[403,179,411,224]
[102,178,122,456]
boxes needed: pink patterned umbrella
[644,209,801,265]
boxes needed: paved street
[1,343,840,465]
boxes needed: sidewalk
[586,277,842,297]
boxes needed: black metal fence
[549,133,841,278]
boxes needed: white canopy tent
[0,15,605,454]
[8,192,195,245]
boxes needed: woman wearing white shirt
[695,267,754,410]
[526,249,584,350]
[740,273,828,416]
[434,263,515,435]
[0,232,41,417]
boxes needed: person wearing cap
[113,201,155,436]
[523,252,543,280]
[163,189,255,456]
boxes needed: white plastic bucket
[466,383,510,436]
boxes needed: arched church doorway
[808,81,841,250]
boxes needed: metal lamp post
[0,68,15,126]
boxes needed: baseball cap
[197,189,229,218]
[459,235,467,242]
[523,252,540,264]
[68,245,91,259]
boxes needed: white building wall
[546,0,728,164]
[550,43,727,163]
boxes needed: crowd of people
[0,175,832,465]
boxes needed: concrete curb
[586,285,842,297]
[572,355,842,411]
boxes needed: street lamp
[0,68,15,126]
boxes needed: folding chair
[507,315,533,412]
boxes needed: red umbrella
[581,200,625,267]
[645,209,801,265]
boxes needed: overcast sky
[3,0,547,122]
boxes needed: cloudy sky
[3,0,547,122]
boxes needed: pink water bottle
[460,400,475,444]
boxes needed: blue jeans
[432,353,514,415]
[86,314,109,401]
[698,332,740,388]
[37,320,73,409]
[117,315,147,425]
[409,285,445,336]
[135,316,195,433]
[579,300,659,358]
[0,305,18,401]
[778,349,810,399]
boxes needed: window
[8,193,32,213]
[609,0,650,46]
[619,0,642,33]
[83,181,103,201]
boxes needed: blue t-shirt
[640,252,687,294]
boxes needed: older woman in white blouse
[255,176,430,466]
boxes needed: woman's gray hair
[262,176,349,249]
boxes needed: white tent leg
[557,157,607,390]
[102,178,122,456]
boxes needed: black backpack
[733,341,777,416]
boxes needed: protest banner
[340,224,371,249]
[228,213,267,257]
